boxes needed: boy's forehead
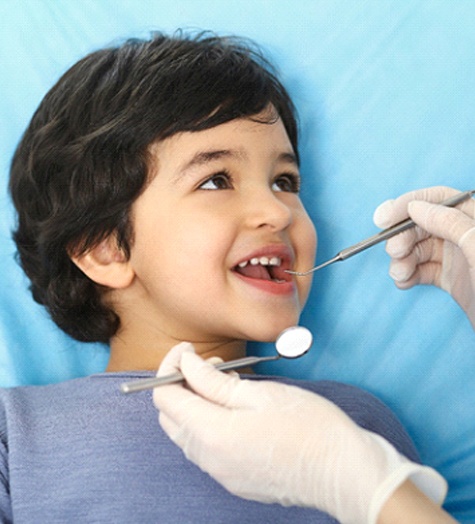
[149,114,292,160]
[148,122,296,183]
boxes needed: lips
[234,256,289,282]
[232,246,295,293]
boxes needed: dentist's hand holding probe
[153,343,448,524]
[374,186,475,329]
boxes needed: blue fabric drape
[1,1,474,518]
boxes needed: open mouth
[233,256,291,283]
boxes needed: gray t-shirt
[0,373,419,523]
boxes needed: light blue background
[1,1,474,519]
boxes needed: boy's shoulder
[0,372,420,463]
[0,373,152,433]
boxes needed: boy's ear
[70,237,134,289]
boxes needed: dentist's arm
[153,343,449,524]
[379,480,456,524]
[374,186,475,329]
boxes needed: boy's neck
[106,331,247,372]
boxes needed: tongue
[235,264,272,280]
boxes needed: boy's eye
[272,173,301,193]
[198,171,233,190]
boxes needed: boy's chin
[249,318,303,344]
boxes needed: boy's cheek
[300,220,318,266]
[297,224,317,307]
[298,276,314,309]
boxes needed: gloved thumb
[156,341,195,376]
[373,199,397,228]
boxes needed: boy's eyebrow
[278,151,299,166]
[179,149,241,174]
[178,149,298,177]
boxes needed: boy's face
[126,111,316,344]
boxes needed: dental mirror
[275,325,313,358]
[120,325,313,394]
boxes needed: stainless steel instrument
[287,189,475,276]
[120,326,313,394]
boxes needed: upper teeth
[238,257,282,268]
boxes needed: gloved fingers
[384,226,430,259]
[179,350,261,409]
[373,186,461,229]
[156,343,234,395]
[377,188,474,259]
[206,356,224,365]
[391,261,442,290]
[388,237,443,283]
[204,356,239,378]
[459,194,475,219]
[408,200,475,267]
[180,351,318,412]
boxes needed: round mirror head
[275,326,313,359]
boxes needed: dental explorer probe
[287,189,475,276]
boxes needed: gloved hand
[373,186,475,329]
[153,343,447,524]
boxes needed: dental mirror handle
[120,355,279,394]
[289,189,475,276]
[121,326,312,394]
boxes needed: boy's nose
[244,189,293,232]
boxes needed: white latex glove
[373,186,475,329]
[153,343,447,524]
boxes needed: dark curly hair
[9,31,299,343]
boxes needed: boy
[1,32,431,522]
